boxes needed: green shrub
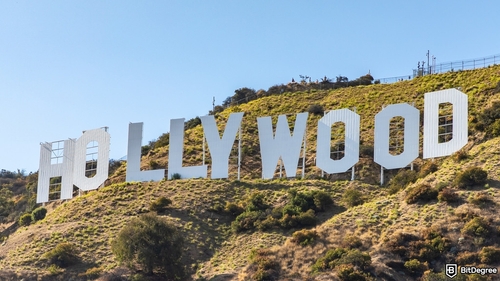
[247,248,279,281]
[246,193,269,212]
[31,207,47,222]
[47,264,63,276]
[184,116,201,130]
[312,248,347,272]
[307,104,324,115]
[286,189,332,212]
[468,192,494,208]
[19,213,32,226]
[171,173,181,180]
[454,167,487,189]
[149,197,172,213]
[386,228,450,262]
[359,145,374,158]
[148,160,160,169]
[418,161,438,178]
[476,101,500,126]
[297,209,318,226]
[452,149,469,162]
[404,259,426,273]
[337,264,374,281]
[255,216,277,231]
[456,251,478,264]
[336,249,371,269]
[282,204,302,216]
[388,169,417,194]
[43,243,79,267]
[342,235,362,249]
[84,267,103,279]
[312,190,333,211]
[153,133,169,149]
[279,214,300,229]
[291,229,318,246]
[479,246,500,264]
[405,184,438,204]
[342,189,364,207]
[111,213,184,278]
[312,248,371,273]
[421,271,467,281]
[232,211,262,232]
[490,119,500,137]
[231,190,329,232]
[462,217,491,237]
[224,202,244,216]
[437,188,459,202]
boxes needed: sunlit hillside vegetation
[1,65,500,281]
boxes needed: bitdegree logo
[460,266,498,275]
[446,264,498,278]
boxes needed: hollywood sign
[37,88,468,203]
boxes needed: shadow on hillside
[0,222,18,240]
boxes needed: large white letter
[73,128,110,191]
[316,109,359,174]
[374,103,419,169]
[126,122,165,182]
[200,112,244,179]
[423,88,468,158]
[257,113,308,179]
[37,140,76,203]
[168,118,208,179]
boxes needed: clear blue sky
[1,1,499,173]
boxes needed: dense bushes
[231,189,332,233]
[342,189,364,207]
[31,207,47,221]
[479,246,500,264]
[385,228,451,274]
[149,197,172,212]
[453,167,488,189]
[19,206,48,226]
[307,104,324,116]
[19,213,32,226]
[387,170,417,194]
[312,247,372,279]
[405,184,438,204]
[461,217,491,237]
[290,229,318,246]
[474,101,500,137]
[42,243,79,267]
[0,188,14,223]
[468,192,494,208]
[111,213,185,278]
[437,188,459,202]
[418,161,438,178]
[246,248,280,281]
[337,264,375,281]
[404,259,427,274]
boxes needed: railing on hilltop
[378,75,413,84]
[216,53,500,109]
[413,54,500,77]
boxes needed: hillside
[1,65,500,281]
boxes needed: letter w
[257,113,308,179]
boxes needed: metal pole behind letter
[202,133,205,166]
[380,166,384,186]
[302,135,306,178]
[279,159,282,178]
[238,126,241,180]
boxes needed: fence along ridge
[225,53,500,106]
